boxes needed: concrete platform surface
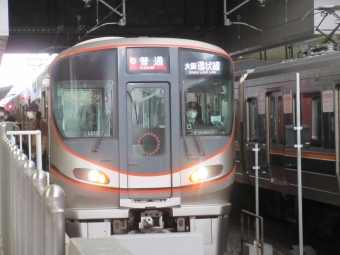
[68,232,204,255]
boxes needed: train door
[335,86,340,189]
[266,91,287,185]
[126,83,171,199]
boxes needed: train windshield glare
[51,49,117,138]
[130,87,165,157]
[54,81,113,138]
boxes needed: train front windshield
[51,50,117,138]
[51,47,233,140]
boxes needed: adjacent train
[5,37,235,254]
[234,43,340,235]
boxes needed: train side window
[301,93,322,147]
[247,98,258,142]
[234,99,238,143]
[278,96,283,144]
[321,90,335,149]
[312,96,322,141]
[269,96,276,143]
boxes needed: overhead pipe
[224,0,263,32]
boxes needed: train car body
[6,37,235,254]
[5,70,49,133]
[235,48,340,231]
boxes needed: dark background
[6,0,317,59]
[7,0,229,53]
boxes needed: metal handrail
[7,130,42,171]
[0,123,65,255]
[241,209,264,255]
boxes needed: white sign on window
[322,90,333,112]
[284,94,292,114]
[186,93,196,102]
[258,97,265,114]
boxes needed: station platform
[0,220,204,255]
[65,232,203,255]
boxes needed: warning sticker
[284,94,292,114]
[322,90,333,112]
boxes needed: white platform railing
[0,123,65,255]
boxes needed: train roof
[50,37,229,68]
[234,59,273,73]
[235,51,340,82]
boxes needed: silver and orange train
[234,44,340,235]
[6,37,235,254]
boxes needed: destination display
[127,48,170,74]
[185,60,221,75]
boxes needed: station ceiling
[5,0,228,54]
[4,1,337,62]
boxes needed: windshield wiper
[127,91,138,123]
[186,116,205,157]
[182,90,205,157]
[92,89,113,152]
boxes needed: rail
[241,209,264,255]
[7,129,42,171]
[0,123,65,255]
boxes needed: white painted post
[294,73,304,255]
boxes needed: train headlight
[190,167,208,182]
[88,170,99,182]
[73,168,110,184]
[189,165,223,182]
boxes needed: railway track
[227,183,339,255]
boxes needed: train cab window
[183,79,233,135]
[247,98,258,142]
[51,50,117,138]
[301,93,322,147]
[179,49,234,136]
[53,83,114,138]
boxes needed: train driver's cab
[184,79,233,136]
